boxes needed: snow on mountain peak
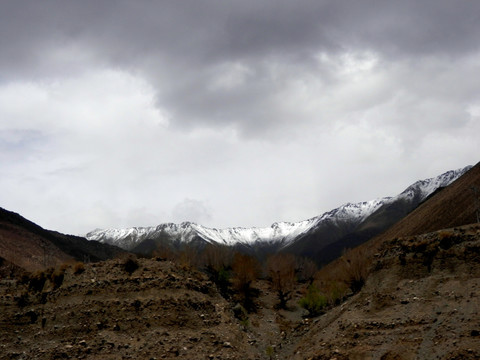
[86,166,471,250]
[398,166,472,201]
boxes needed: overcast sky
[1,1,479,235]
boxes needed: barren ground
[1,224,480,359]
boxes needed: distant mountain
[368,161,480,246]
[87,166,472,262]
[285,165,473,264]
[0,207,125,272]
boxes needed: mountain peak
[86,166,471,252]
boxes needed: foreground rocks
[0,258,255,360]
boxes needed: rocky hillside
[1,224,479,359]
[293,224,480,359]
[0,258,255,360]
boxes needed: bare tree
[296,256,317,284]
[198,244,233,296]
[337,247,370,293]
[201,244,233,273]
[267,253,297,309]
[232,253,259,310]
[153,242,177,261]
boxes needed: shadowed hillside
[0,208,125,272]
[316,162,480,283]
[371,161,480,246]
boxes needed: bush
[213,267,231,297]
[336,247,371,293]
[232,253,260,311]
[50,268,65,289]
[267,253,297,309]
[322,280,347,305]
[73,262,85,275]
[124,258,139,275]
[299,285,327,317]
[296,257,318,284]
[28,271,47,293]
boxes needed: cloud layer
[1,1,479,234]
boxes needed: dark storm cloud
[1,0,480,233]
[2,1,479,117]
[2,1,478,64]
[1,0,479,140]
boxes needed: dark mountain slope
[0,207,125,272]
[370,161,480,245]
[282,166,472,265]
[317,162,480,283]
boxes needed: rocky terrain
[1,223,480,359]
[0,257,250,359]
[0,254,313,360]
[294,224,480,359]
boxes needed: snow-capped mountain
[397,166,471,201]
[86,217,321,251]
[86,166,472,253]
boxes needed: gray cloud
[172,198,212,224]
[0,1,479,233]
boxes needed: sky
[1,0,479,235]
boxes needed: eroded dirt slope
[0,258,257,360]
[293,224,480,359]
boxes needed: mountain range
[1,161,480,359]
[86,166,472,264]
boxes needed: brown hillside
[0,257,273,360]
[316,162,480,282]
[294,224,480,359]
[0,215,73,272]
[372,161,480,244]
[0,207,125,273]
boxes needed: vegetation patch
[299,284,327,317]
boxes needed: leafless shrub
[335,247,371,293]
[267,253,297,309]
[123,257,139,275]
[50,268,65,289]
[200,244,233,296]
[296,256,317,284]
[201,244,233,273]
[73,262,85,275]
[30,271,49,292]
[232,253,260,311]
